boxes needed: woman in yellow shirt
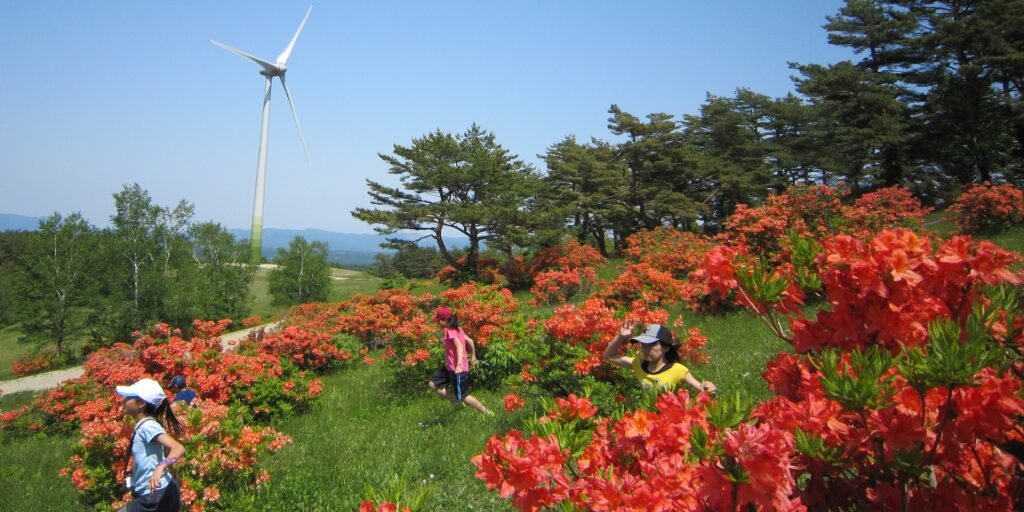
[603,320,716,394]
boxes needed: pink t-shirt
[443,328,469,372]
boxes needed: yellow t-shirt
[630,358,690,390]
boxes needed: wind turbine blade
[276,5,312,65]
[210,40,280,73]
[279,74,309,162]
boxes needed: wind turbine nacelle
[259,66,285,77]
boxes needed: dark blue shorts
[123,480,180,512]
[430,367,470,401]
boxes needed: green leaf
[812,346,896,411]
[706,391,754,430]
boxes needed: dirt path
[219,321,282,351]
[258,264,353,280]
[0,322,282,396]
[0,367,86,395]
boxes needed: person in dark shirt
[168,376,197,406]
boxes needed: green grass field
[0,380,85,512]
[985,225,1024,255]
[0,434,86,511]
[0,324,30,381]
[223,363,516,511]
[0,323,86,382]
[250,267,382,320]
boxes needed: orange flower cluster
[949,181,1024,233]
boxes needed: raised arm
[603,320,636,369]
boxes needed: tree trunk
[132,259,141,329]
[55,307,65,356]
[434,218,462,271]
[466,225,480,276]
[881,145,903,186]
[591,222,608,257]
[297,250,306,303]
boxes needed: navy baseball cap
[630,324,676,345]
[170,375,187,389]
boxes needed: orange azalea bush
[65,398,292,512]
[475,228,1024,511]
[530,267,598,305]
[720,185,928,259]
[687,185,930,311]
[846,185,931,233]
[2,320,323,511]
[623,227,712,277]
[436,256,507,286]
[438,282,519,346]
[949,181,1024,234]
[258,325,351,371]
[293,290,434,347]
[721,185,846,258]
[601,262,694,308]
[473,392,806,511]
[530,239,605,276]
[10,347,60,376]
[528,240,605,305]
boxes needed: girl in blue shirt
[116,378,186,512]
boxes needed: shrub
[10,347,62,376]
[530,240,605,276]
[624,227,712,277]
[529,267,597,305]
[949,181,1024,234]
[2,320,323,511]
[474,228,1024,510]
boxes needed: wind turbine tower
[212,5,312,263]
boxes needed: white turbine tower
[212,5,312,263]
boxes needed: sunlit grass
[223,363,516,511]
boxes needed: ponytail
[146,400,183,437]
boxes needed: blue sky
[1,1,853,233]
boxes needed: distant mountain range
[226,228,468,266]
[0,213,464,268]
[0,213,46,231]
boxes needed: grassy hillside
[0,221,1020,511]
[250,267,382,320]
[0,324,29,381]
[223,363,516,511]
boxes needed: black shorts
[123,480,180,512]
[430,367,470,400]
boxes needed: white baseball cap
[116,378,166,406]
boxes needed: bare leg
[428,381,460,405]
[463,395,494,415]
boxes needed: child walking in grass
[116,378,186,512]
[427,307,493,415]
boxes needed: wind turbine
[212,5,312,264]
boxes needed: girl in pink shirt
[427,307,493,414]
